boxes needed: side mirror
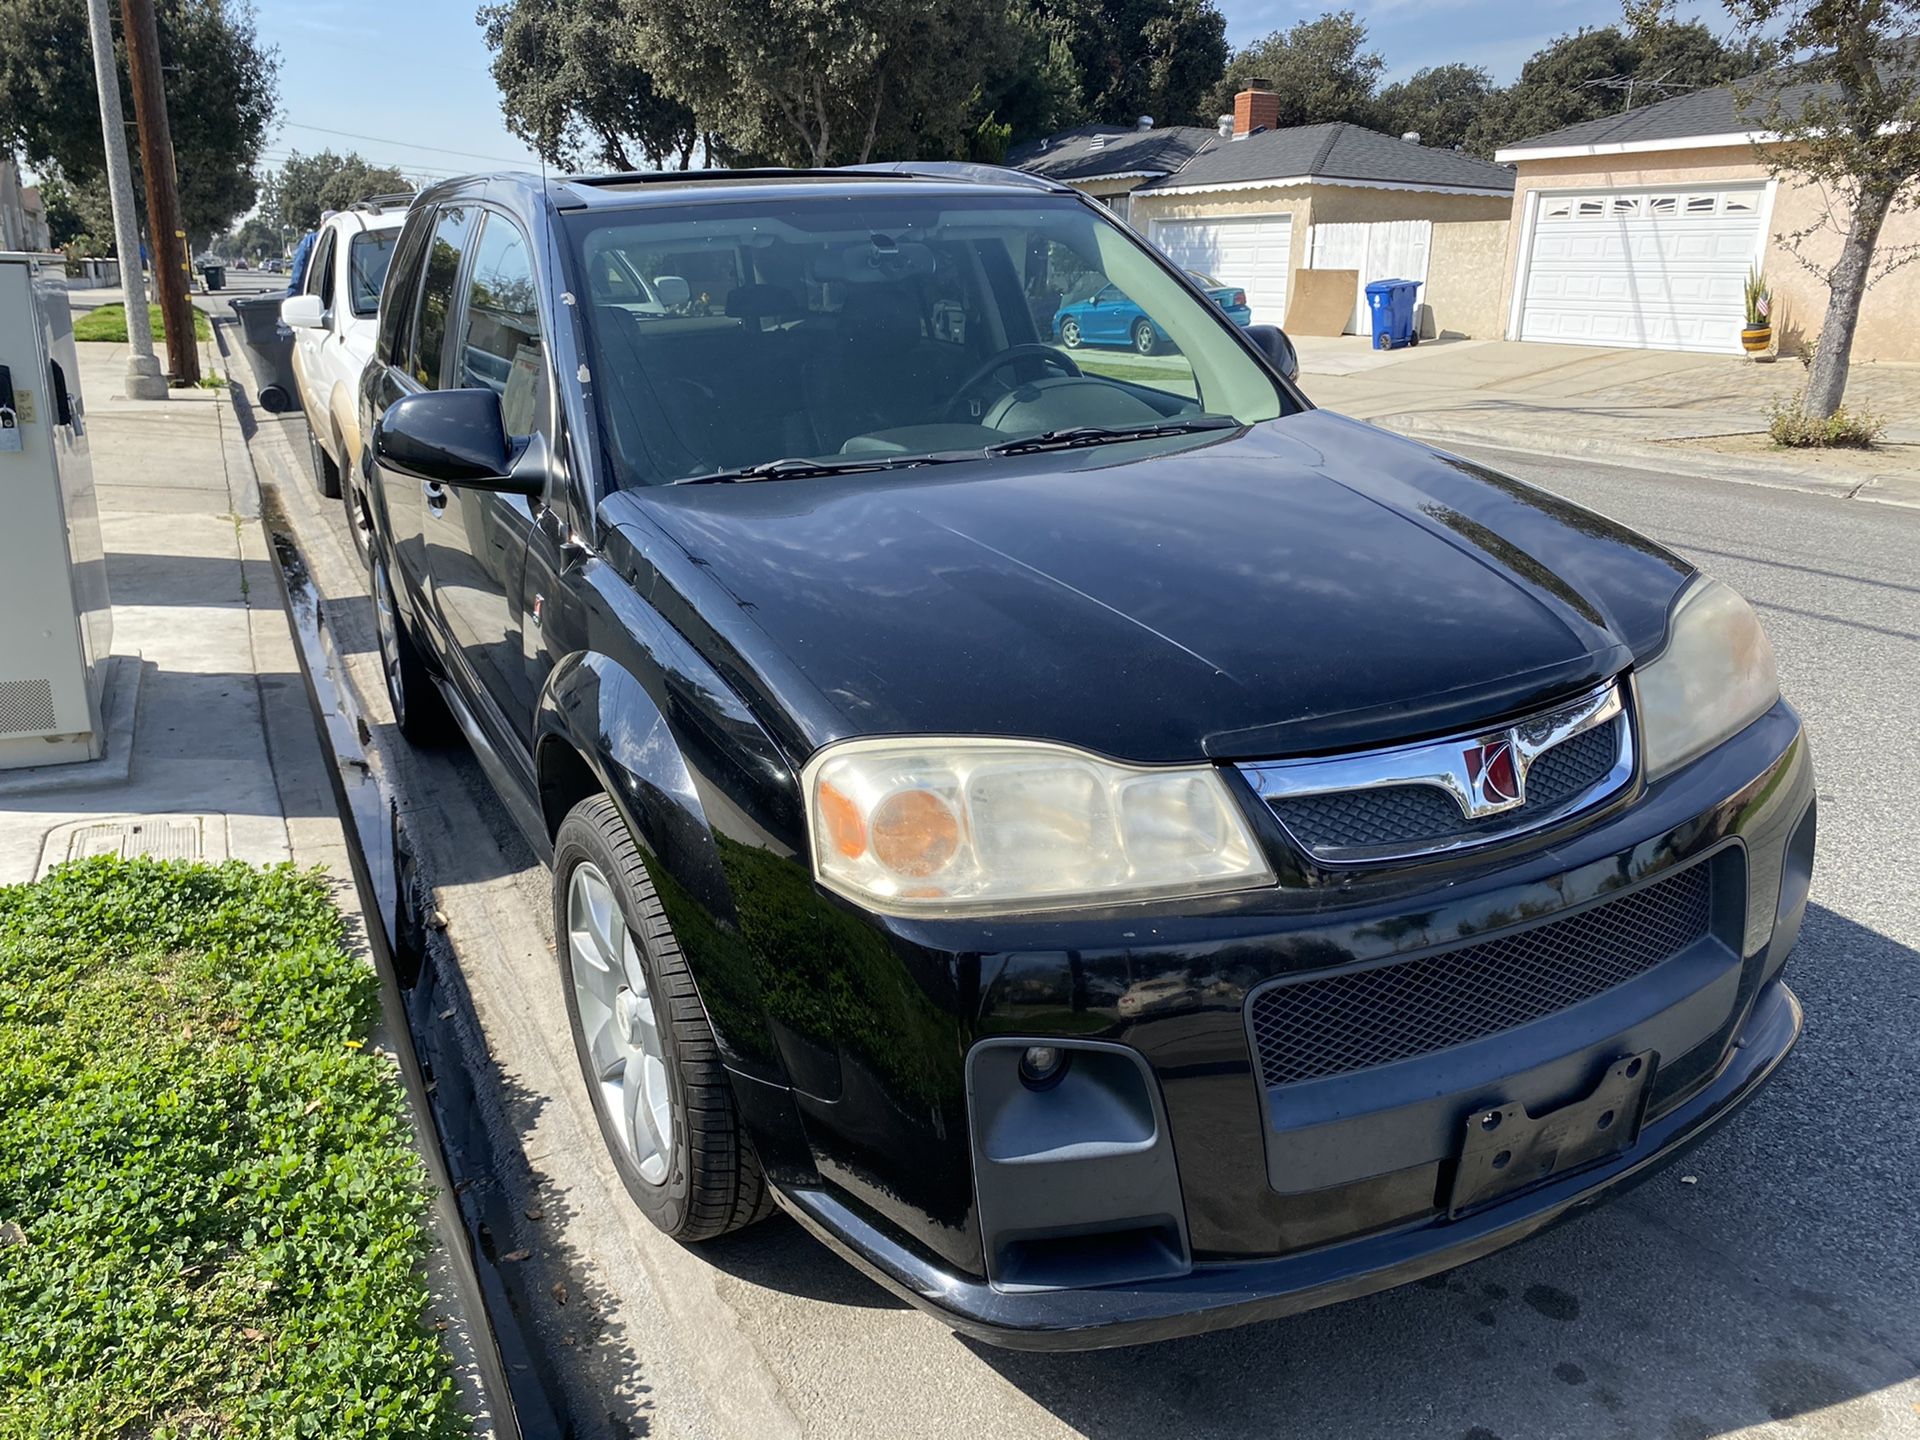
[281,293,326,330]
[373,388,544,497]
[1246,323,1299,383]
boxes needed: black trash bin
[230,293,299,414]
[200,263,226,291]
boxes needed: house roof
[1495,77,1832,156]
[1009,120,1515,195]
[1005,124,1218,183]
[1137,122,1515,193]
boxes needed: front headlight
[803,738,1273,917]
[1636,576,1780,781]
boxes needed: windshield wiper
[983,416,1241,457]
[672,452,972,486]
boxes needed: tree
[38,169,115,253]
[260,151,414,234]
[0,0,277,238]
[1377,63,1496,150]
[1724,0,1920,418]
[635,0,1030,167]
[1462,20,1774,156]
[479,0,699,170]
[1035,0,1228,128]
[1209,10,1384,128]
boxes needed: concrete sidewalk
[1293,337,1920,508]
[0,337,339,880]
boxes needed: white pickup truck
[281,197,407,560]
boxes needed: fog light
[1019,1045,1070,1090]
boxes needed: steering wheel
[948,344,1082,418]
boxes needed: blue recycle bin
[1365,278,1421,350]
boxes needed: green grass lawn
[72,302,212,344]
[0,858,463,1438]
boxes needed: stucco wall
[1499,145,1920,362]
[1127,185,1513,338]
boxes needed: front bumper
[740,701,1814,1349]
[773,977,1799,1350]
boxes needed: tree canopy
[0,0,278,238]
[1376,64,1498,151]
[479,0,699,169]
[259,151,414,235]
[1208,10,1383,128]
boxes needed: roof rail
[352,192,417,215]
[557,163,1068,193]
[841,161,1069,192]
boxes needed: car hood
[607,410,1691,764]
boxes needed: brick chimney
[1233,81,1279,139]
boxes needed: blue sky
[256,0,1737,186]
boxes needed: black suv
[358,164,1814,1349]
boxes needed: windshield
[565,191,1292,486]
[348,231,398,318]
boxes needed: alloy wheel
[1061,318,1081,348]
[567,860,674,1185]
[1133,320,1155,354]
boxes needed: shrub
[1767,394,1885,449]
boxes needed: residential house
[1495,77,1920,359]
[1011,86,1518,338]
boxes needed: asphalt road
[214,299,1919,1440]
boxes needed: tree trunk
[1805,181,1894,418]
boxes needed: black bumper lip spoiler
[770,980,1802,1352]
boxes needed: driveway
[222,295,1918,1437]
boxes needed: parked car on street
[358,163,1813,1351]
[1055,269,1251,354]
[281,194,410,559]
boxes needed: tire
[371,554,450,744]
[1132,319,1157,355]
[1059,317,1082,349]
[554,794,772,1241]
[342,443,373,572]
[307,420,341,499]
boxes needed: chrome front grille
[1246,862,1712,1087]
[1239,681,1634,864]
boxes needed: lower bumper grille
[1247,863,1713,1088]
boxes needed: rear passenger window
[412,205,474,388]
[457,213,545,436]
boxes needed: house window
[1648,195,1677,217]
[1722,192,1758,214]
[1542,198,1573,220]
[1102,193,1132,225]
[1685,195,1718,215]
[1576,198,1605,217]
[1610,196,1641,216]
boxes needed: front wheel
[371,555,449,743]
[1059,317,1082,349]
[554,794,771,1240]
[1132,319,1158,355]
[307,421,341,499]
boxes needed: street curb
[1370,413,1920,510]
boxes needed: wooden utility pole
[119,0,198,385]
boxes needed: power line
[276,120,531,166]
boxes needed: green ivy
[0,858,464,1438]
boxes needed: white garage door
[1518,184,1767,354]
[1150,215,1293,325]
[1309,219,1432,334]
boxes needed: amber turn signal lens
[869,789,960,877]
[817,781,868,859]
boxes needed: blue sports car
[1055,271,1253,354]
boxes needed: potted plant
[1742,268,1773,354]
